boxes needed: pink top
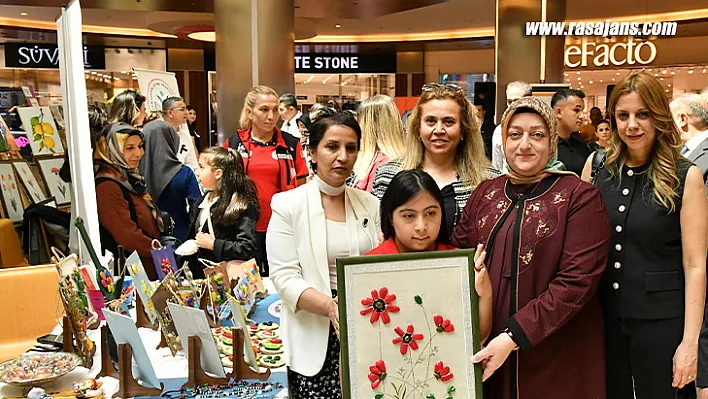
[354,152,389,192]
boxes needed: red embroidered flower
[360,287,400,324]
[161,258,172,274]
[433,314,455,333]
[392,324,424,355]
[51,167,60,174]
[367,359,386,389]
[434,360,454,382]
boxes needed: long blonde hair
[239,85,278,130]
[354,95,405,179]
[606,72,684,212]
[401,85,489,188]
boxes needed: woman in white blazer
[267,112,381,398]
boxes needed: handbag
[589,150,607,186]
[151,239,179,281]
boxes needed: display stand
[156,330,168,350]
[114,343,165,399]
[135,296,157,330]
[62,315,74,354]
[96,325,118,378]
[198,292,221,328]
[182,331,271,389]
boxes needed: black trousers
[605,316,696,399]
[255,232,269,277]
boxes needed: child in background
[367,169,493,342]
[185,146,260,277]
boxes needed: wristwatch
[503,328,520,350]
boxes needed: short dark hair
[475,102,487,112]
[595,119,610,131]
[186,105,195,112]
[162,96,184,113]
[308,112,362,172]
[590,106,601,113]
[551,89,585,108]
[279,93,297,108]
[380,170,448,244]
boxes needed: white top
[175,122,199,171]
[198,195,219,233]
[491,123,508,172]
[685,130,708,155]
[280,111,302,138]
[325,219,350,290]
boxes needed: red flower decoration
[433,314,455,333]
[161,258,172,274]
[392,324,424,355]
[360,287,400,324]
[434,360,454,382]
[367,359,386,389]
[51,167,59,173]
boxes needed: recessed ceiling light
[662,70,667,74]
[689,69,694,74]
[704,68,707,74]
[670,71,675,75]
[97,73,103,77]
[576,72,580,75]
[660,77,664,81]
[654,73,659,77]
[600,80,603,83]
[666,89,669,92]
[616,72,620,75]
[20,12,27,16]
[91,71,97,75]
[612,78,616,81]
[668,84,671,87]
[589,80,593,84]
[647,69,652,72]
[335,24,341,28]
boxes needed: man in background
[670,93,708,189]
[163,96,198,170]
[551,89,591,176]
[475,102,495,160]
[491,81,533,171]
[278,93,302,138]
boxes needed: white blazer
[266,181,380,376]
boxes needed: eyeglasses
[171,107,186,112]
[422,83,464,94]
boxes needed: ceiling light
[335,24,341,28]
[578,77,581,80]
[97,73,103,77]
[114,77,120,80]
[564,73,568,77]
[647,69,652,72]
[612,78,616,81]
[589,80,593,84]
[662,70,667,74]
[660,77,664,81]
[20,12,27,16]
[670,71,675,75]
[90,71,97,75]
[668,84,671,87]
[666,89,669,92]
[600,80,603,83]
[616,72,620,75]
[120,71,126,74]
[689,69,694,74]
[576,72,580,75]
[654,73,659,76]
[704,68,707,73]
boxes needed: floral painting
[37,157,71,205]
[338,250,482,399]
[0,164,23,222]
[12,161,46,204]
[17,106,64,156]
[0,115,10,153]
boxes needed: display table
[0,280,287,399]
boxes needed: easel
[198,290,221,328]
[183,329,270,389]
[96,325,118,378]
[135,296,158,330]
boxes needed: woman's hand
[330,297,340,339]
[472,332,517,381]
[195,232,215,250]
[474,244,492,300]
[673,340,698,388]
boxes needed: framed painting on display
[36,156,71,206]
[12,161,46,203]
[337,249,483,399]
[17,106,64,156]
[0,162,24,223]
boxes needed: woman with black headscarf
[95,122,163,279]
[139,120,201,242]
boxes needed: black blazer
[186,194,258,276]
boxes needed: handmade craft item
[226,294,259,372]
[152,240,178,281]
[337,250,482,399]
[238,259,267,298]
[126,251,159,324]
[0,352,81,386]
[36,157,70,205]
[12,161,46,204]
[0,163,23,222]
[168,303,227,379]
[75,217,115,298]
[151,272,185,356]
[0,114,10,153]
[17,106,64,155]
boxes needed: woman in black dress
[582,72,708,399]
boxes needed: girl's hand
[195,232,215,250]
[474,243,492,300]
[673,340,698,389]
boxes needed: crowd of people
[85,73,708,399]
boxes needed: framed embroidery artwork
[0,163,24,222]
[13,161,46,203]
[17,106,64,156]
[37,156,71,206]
[337,250,483,399]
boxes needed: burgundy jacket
[452,174,610,399]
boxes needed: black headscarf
[139,120,185,202]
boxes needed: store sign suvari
[4,43,106,69]
[294,53,396,74]
[564,38,657,68]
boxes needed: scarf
[500,97,576,185]
[96,122,147,195]
[139,120,184,202]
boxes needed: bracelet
[503,328,520,350]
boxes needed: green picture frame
[337,249,483,399]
